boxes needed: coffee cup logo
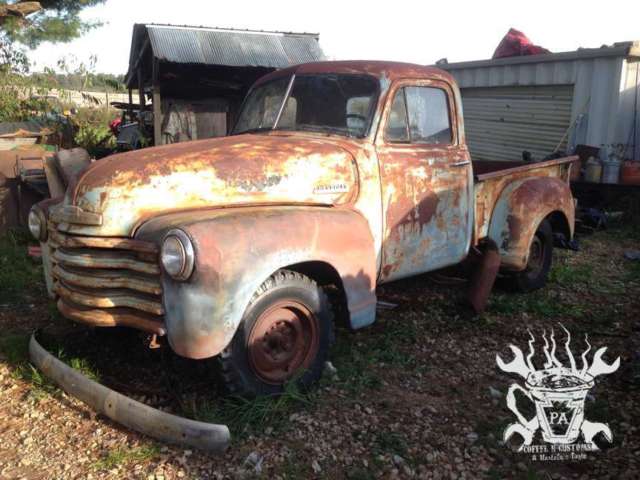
[496,326,620,451]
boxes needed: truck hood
[62,134,359,236]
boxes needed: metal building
[441,42,640,162]
[124,24,325,146]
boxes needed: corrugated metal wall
[445,55,631,159]
[461,85,574,162]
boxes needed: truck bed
[473,157,577,182]
[472,156,578,242]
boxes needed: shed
[441,42,640,163]
[124,24,325,146]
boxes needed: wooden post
[137,68,144,113]
[128,88,133,122]
[153,86,162,146]
[152,59,162,146]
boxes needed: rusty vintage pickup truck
[30,61,576,396]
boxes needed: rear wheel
[509,219,553,292]
[219,270,333,396]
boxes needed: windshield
[232,74,379,138]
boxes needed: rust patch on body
[416,193,440,230]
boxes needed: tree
[0,0,107,121]
[1,0,106,48]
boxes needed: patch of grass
[607,221,640,242]
[279,451,314,479]
[346,467,376,480]
[329,338,383,394]
[52,343,101,382]
[328,318,421,395]
[624,261,640,283]
[93,444,160,471]
[0,229,44,305]
[586,397,611,423]
[23,363,59,400]
[67,355,101,382]
[520,469,546,480]
[0,332,99,398]
[372,431,408,457]
[0,332,30,364]
[549,263,593,286]
[186,379,313,437]
[488,291,584,318]
[0,332,54,396]
[475,417,504,448]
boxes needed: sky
[29,0,640,75]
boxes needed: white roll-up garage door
[460,85,574,162]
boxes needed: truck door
[375,80,472,282]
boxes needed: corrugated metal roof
[441,41,640,70]
[137,24,324,69]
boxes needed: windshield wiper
[233,126,274,135]
[293,124,359,138]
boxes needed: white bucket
[601,160,621,184]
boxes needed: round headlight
[161,229,195,281]
[28,207,47,242]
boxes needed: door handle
[451,160,471,167]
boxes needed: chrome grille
[49,225,164,324]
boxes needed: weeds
[488,291,584,319]
[0,332,29,364]
[624,261,640,283]
[0,331,99,397]
[279,451,314,479]
[93,444,160,471]
[329,318,420,395]
[0,230,44,305]
[0,332,53,395]
[373,431,408,457]
[186,379,314,437]
[329,337,383,393]
[346,467,376,480]
[549,263,593,286]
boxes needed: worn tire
[508,218,554,292]
[219,270,334,397]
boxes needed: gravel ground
[0,226,638,479]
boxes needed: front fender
[136,206,377,359]
[488,177,574,271]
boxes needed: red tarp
[493,28,550,59]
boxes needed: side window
[385,89,409,142]
[405,86,452,144]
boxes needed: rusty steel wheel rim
[527,235,544,275]
[247,300,320,385]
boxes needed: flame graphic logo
[496,326,620,450]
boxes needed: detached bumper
[28,333,230,452]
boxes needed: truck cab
[30,61,575,396]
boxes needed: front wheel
[509,219,554,292]
[219,270,334,397]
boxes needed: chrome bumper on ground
[29,333,230,451]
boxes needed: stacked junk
[0,121,91,236]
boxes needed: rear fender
[136,206,377,359]
[488,177,574,271]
